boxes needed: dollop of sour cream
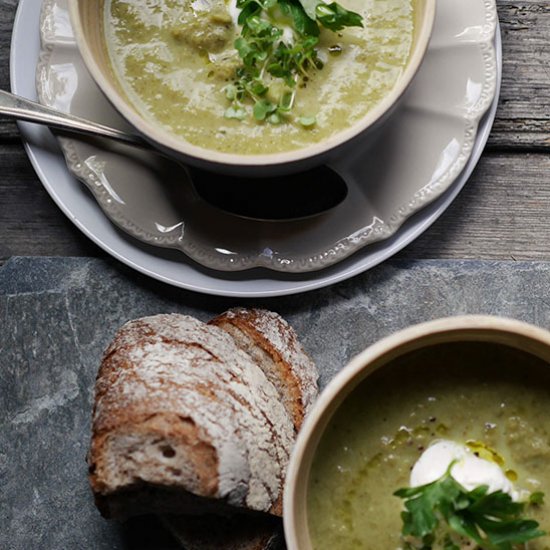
[410,440,522,501]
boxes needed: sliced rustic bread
[89,313,295,518]
[210,308,318,432]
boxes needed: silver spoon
[0,89,348,221]
[0,89,147,147]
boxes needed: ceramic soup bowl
[68,0,435,176]
[284,316,550,549]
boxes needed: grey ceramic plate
[12,0,501,295]
[37,0,496,274]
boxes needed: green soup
[308,342,550,549]
[105,0,415,154]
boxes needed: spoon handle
[0,89,146,147]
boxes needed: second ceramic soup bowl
[284,316,550,549]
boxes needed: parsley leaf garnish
[394,468,546,549]
[224,0,363,125]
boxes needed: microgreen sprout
[224,0,362,125]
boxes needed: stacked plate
[12,0,500,297]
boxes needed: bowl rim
[67,0,436,169]
[283,314,550,550]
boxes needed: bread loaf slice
[89,313,294,519]
[164,309,318,549]
[210,308,318,432]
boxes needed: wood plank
[0,1,17,87]
[399,151,550,260]
[0,144,101,262]
[489,1,550,149]
[0,143,549,262]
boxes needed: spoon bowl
[188,165,348,222]
[2,89,348,220]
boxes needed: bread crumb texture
[89,313,315,516]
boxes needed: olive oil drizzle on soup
[307,343,550,549]
[105,0,414,155]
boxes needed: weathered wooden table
[1,1,550,549]
[0,0,549,264]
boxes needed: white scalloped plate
[11,0,501,296]
[32,0,497,274]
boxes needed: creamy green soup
[105,0,414,154]
[308,343,550,549]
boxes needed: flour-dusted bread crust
[89,314,294,518]
[210,308,318,431]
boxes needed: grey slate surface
[1,256,549,549]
